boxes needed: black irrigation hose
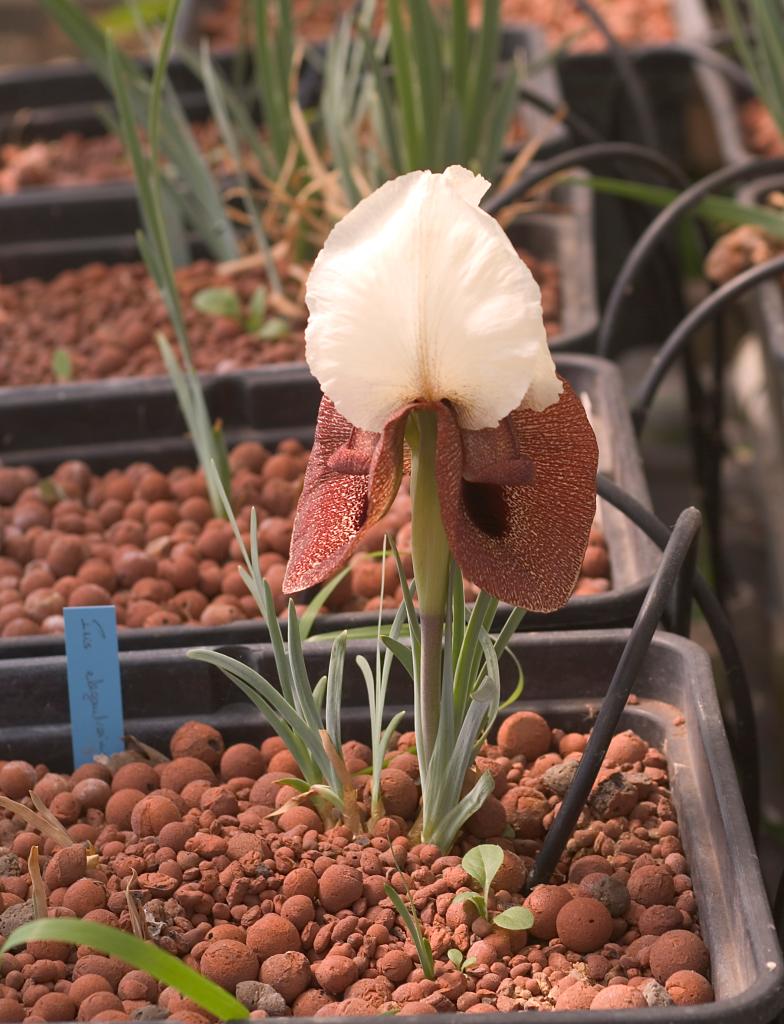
[632,253,784,434]
[573,0,660,150]
[597,475,760,838]
[483,141,689,215]
[598,156,784,358]
[516,86,605,145]
[528,507,703,890]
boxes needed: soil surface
[198,0,675,51]
[0,253,561,388]
[0,125,226,196]
[0,716,713,1018]
[0,441,610,640]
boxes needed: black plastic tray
[0,175,597,348]
[0,629,780,1023]
[0,50,242,140]
[0,25,566,241]
[0,353,658,657]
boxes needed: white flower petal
[305,165,558,433]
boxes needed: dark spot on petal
[327,445,373,476]
[462,480,508,539]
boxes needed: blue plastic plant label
[63,605,125,768]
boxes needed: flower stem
[408,410,450,769]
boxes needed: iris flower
[283,165,597,613]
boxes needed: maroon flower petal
[283,397,409,593]
[434,379,598,612]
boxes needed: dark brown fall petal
[283,397,407,593]
[434,379,598,611]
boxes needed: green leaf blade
[1,920,246,1020]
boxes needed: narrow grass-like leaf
[465,0,501,159]
[580,175,784,240]
[388,0,421,169]
[325,632,347,753]
[1,920,246,1020]
[384,884,435,980]
[381,637,415,681]
[431,771,493,851]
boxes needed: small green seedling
[447,948,478,974]
[51,347,73,383]
[193,284,289,341]
[452,844,534,931]
[384,882,435,981]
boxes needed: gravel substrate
[0,441,611,640]
[0,253,560,388]
[0,715,712,1018]
[197,0,675,52]
[0,125,225,196]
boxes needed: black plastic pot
[554,0,713,164]
[0,353,657,657]
[0,629,780,1022]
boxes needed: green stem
[408,410,451,769]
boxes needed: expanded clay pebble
[0,443,609,640]
[0,717,712,1018]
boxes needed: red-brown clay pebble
[68,976,113,1008]
[318,864,363,912]
[29,993,76,1022]
[0,761,37,799]
[169,721,224,767]
[199,940,259,991]
[220,743,264,781]
[525,885,573,941]
[159,757,214,793]
[105,789,145,830]
[312,956,358,996]
[604,729,647,767]
[76,992,123,1021]
[497,711,551,759]
[246,914,301,960]
[260,952,312,1003]
[0,1000,24,1022]
[665,970,714,1005]
[379,768,419,819]
[111,762,158,794]
[130,794,181,836]
[556,897,614,953]
[282,867,318,901]
[590,985,648,1010]
[628,865,676,907]
[649,930,710,983]
[554,981,600,1010]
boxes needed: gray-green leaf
[245,285,268,331]
[193,286,242,320]
[447,948,464,970]
[492,905,534,931]
[258,316,290,340]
